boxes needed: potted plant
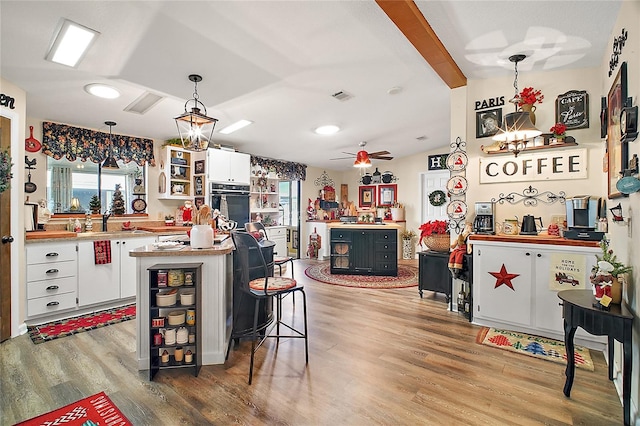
[165,215,175,226]
[418,220,450,252]
[549,122,567,143]
[517,86,544,125]
[89,194,101,214]
[590,239,632,305]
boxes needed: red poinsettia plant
[518,87,544,106]
[418,220,449,246]
[550,122,567,136]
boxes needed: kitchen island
[469,234,605,348]
[328,223,402,276]
[129,240,234,370]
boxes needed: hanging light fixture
[174,74,218,152]
[102,121,119,169]
[353,142,372,168]
[492,54,541,157]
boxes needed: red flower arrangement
[418,220,449,246]
[518,87,544,106]
[550,122,567,136]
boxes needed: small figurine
[37,199,51,225]
[448,222,472,278]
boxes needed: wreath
[0,149,13,194]
[429,190,447,206]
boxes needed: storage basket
[423,234,451,252]
[168,310,186,326]
[180,290,195,306]
[156,289,177,307]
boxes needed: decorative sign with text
[427,153,449,170]
[479,149,588,183]
[549,253,587,291]
[556,90,589,130]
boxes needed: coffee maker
[564,195,604,241]
[473,202,495,234]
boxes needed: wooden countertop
[469,234,600,248]
[129,239,234,257]
[327,222,403,229]
[26,227,189,242]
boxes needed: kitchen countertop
[468,234,600,248]
[129,238,234,257]
[327,222,403,229]
[25,227,189,243]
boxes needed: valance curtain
[41,121,156,167]
[250,155,306,181]
[50,166,72,213]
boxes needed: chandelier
[174,74,218,152]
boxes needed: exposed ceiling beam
[376,0,467,89]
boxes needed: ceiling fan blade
[368,150,390,157]
[330,156,354,161]
[371,156,394,161]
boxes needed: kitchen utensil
[520,215,543,235]
[381,171,394,183]
[25,126,42,152]
[25,170,36,193]
[361,173,372,185]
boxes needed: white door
[420,170,449,223]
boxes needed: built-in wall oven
[210,183,250,227]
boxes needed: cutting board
[26,230,77,240]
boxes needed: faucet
[102,211,111,232]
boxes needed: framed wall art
[555,90,589,130]
[359,185,376,208]
[377,184,397,206]
[194,159,205,175]
[607,62,628,199]
[475,108,502,139]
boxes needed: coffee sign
[479,149,588,183]
[555,90,589,130]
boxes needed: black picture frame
[607,62,628,199]
[194,159,205,175]
[194,175,204,196]
[555,90,589,130]
[359,185,375,208]
[476,108,502,139]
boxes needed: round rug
[304,263,418,289]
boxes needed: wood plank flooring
[1,259,623,425]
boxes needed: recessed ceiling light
[315,125,340,135]
[219,119,253,135]
[84,83,120,99]
[46,19,100,67]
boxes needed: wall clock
[132,198,147,213]
[620,105,638,141]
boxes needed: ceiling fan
[330,142,394,165]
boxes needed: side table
[558,289,633,426]
[418,251,451,303]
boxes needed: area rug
[477,327,594,371]
[27,304,136,344]
[304,263,418,289]
[15,391,131,425]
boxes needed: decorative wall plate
[447,200,468,220]
[446,175,468,195]
[446,152,468,171]
[616,176,640,194]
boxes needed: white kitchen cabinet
[306,222,330,260]
[158,146,206,200]
[472,238,602,344]
[266,226,287,257]
[119,236,157,298]
[207,149,250,185]
[26,242,78,318]
[78,236,157,306]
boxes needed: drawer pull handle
[46,301,59,307]
[45,269,59,274]
[46,285,59,291]
[45,253,59,257]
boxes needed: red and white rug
[15,391,132,425]
[305,262,418,289]
[27,304,136,344]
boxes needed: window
[279,180,298,226]
[47,157,144,214]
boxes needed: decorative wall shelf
[487,141,578,155]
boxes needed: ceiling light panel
[84,83,120,99]
[46,19,100,67]
[219,119,253,135]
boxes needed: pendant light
[102,121,119,169]
[492,54,541,157]
[353,141,372,168]
[174,74,218,152]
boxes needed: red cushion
[250,231,263,241]
[249,277,296,291]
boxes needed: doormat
[476,327,594,371]
[15,391,132,425]
[27,304,135,344]
[305,262,418,289]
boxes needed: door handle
[1,235,14,244]
[45,269,59,274]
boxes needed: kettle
[520,215,543,235]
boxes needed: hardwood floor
[1,259,623,425]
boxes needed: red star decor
[489,264,519,290]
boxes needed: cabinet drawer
[375,242,396,253]
[268,227,286,237]
[331,231,351,242]
[374,231,396,242]
[27,244,76,265]
[27,261,77,282]
[27,292,77,317]
[375,262,397,273]
[27,276,77,300]
[375,251,396,262]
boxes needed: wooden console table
[558,290,633,426]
